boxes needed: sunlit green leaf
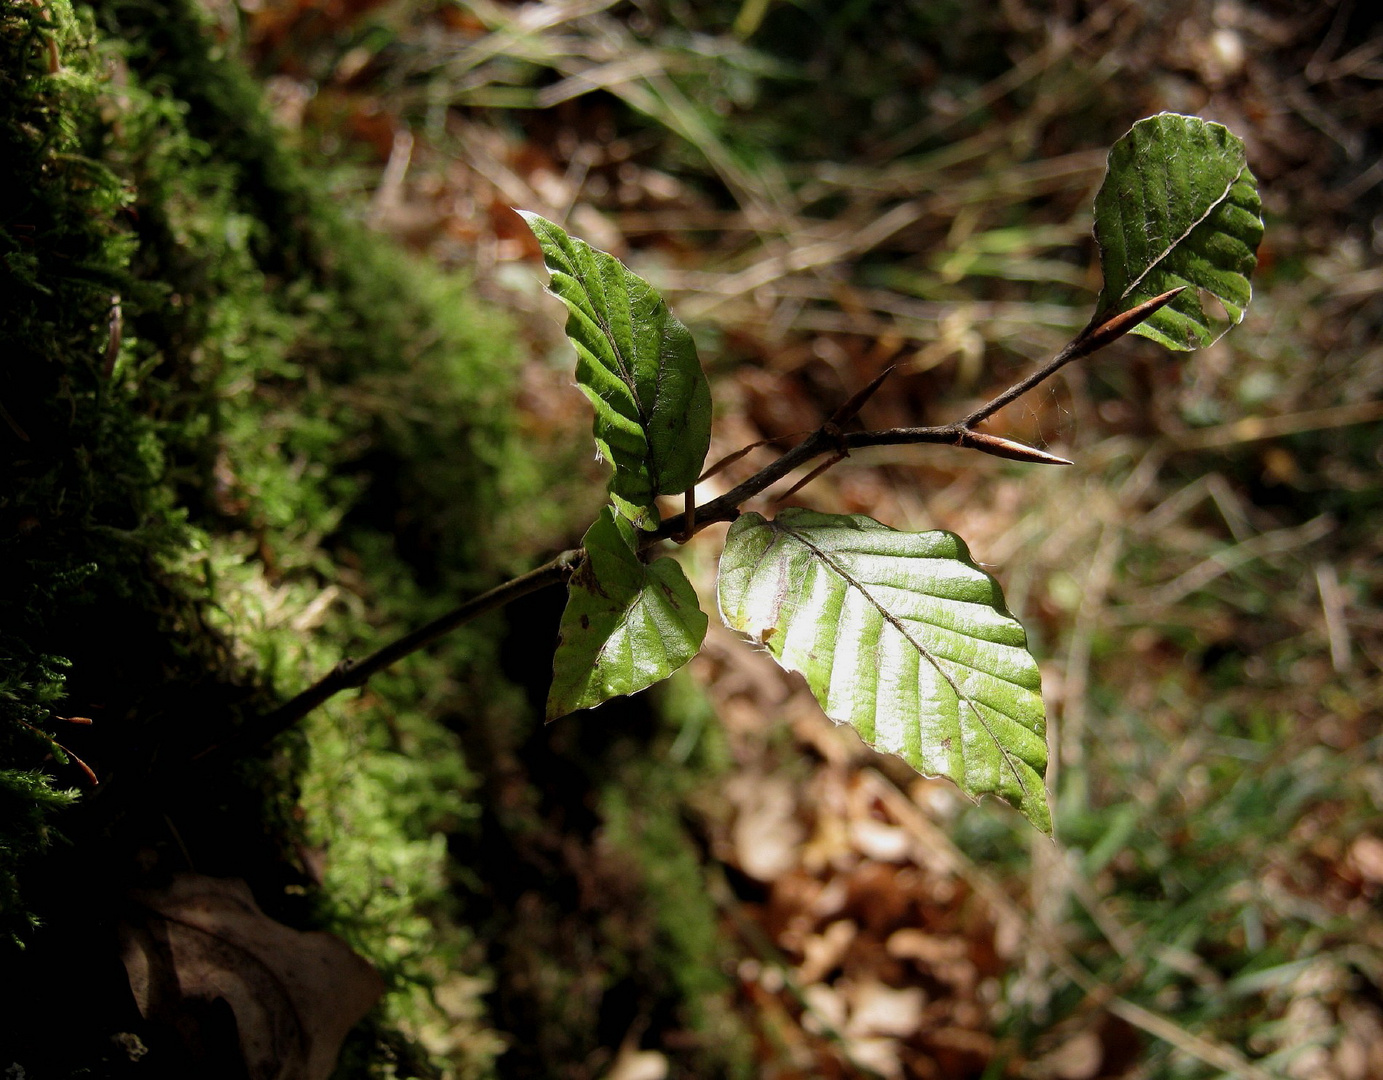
[548,507,708,720]
[521,212,712,529]
[717,509,1050,832]
[1095,113,1263,351]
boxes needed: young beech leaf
[718,509,1050,832]
[548,507,708,721]
[1094,113,1263,351]
[521,211,712,530]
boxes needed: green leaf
[548,507,708,720]
[717,509,1050,832]
[1094,113,1263,351]
[521,212,712,529]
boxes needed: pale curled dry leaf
[602,1044,669,1080]
[797,919,857,984]
[843,981,926,1040]
[119,874,384,1080]
[726,771,805,882]
[1032,1031,1103,1080]
[1347,835,1383,887]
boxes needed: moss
[596,672,755,1079]
[1,0,547,1073]
[0,0,202,947]
[3,2,755,1076]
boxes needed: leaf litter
[119,873,385,1080]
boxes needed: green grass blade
[521,212,712,529]
[1094,113,1263,351]
[548,507,708,720]
[718,509,1050,832]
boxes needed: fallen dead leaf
[846,1034,904,1079]
[603,1044,668,1080]
[1348,835,1383,885]
[844,981,925,1039]
[1033,1030,1102,1080]
[886,929,968,966]
[119,873,384,1080]
[801,982,847,1035]
[727,772,805,882]
[849,819,913,863]
[797,919,857,983]
[1334,1001,1383,1080]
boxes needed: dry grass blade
[1173,399,1383,450]
[1314,561,1351,673]
[1140,515,1335,610]
[679,199,931,319]
[867,0,1132,161]
[860,771,1284,1080]
[442,0,623,77]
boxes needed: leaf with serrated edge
[1095,113,1262,351]
[549,507,708,720]
[718,509,1050,832]
[521,212,712,529]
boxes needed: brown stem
[195,549,583,763]
[962,287,1184,427]
[17,717,98,787]
[218,295,1172,750]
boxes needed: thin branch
[698,431,807,483]
[224,293,1170,747]
[962,287,1183,428]
[830,363,896,425]
[197,548,583,762]
[775,451,846,504]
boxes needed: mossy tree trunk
[2,4,749,1077]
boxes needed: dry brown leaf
[849,819,913,863]
[119,873,385,1080]
[603,1044,669,1080]
[1033,1031,1103,1080]
[727,773,805,882]
[800,982,847,1034]
[797,919,857,984]
[886,929,968,966]
[843,981,925,1039]
[845,1035,904,1079]
[1348,835,1383,886]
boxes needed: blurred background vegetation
[2,1,1382,1078]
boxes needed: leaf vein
[776,521,1037,803]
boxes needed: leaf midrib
[774,520,1037,799]
[1116,158,1244,305]
[565,254,659,491]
